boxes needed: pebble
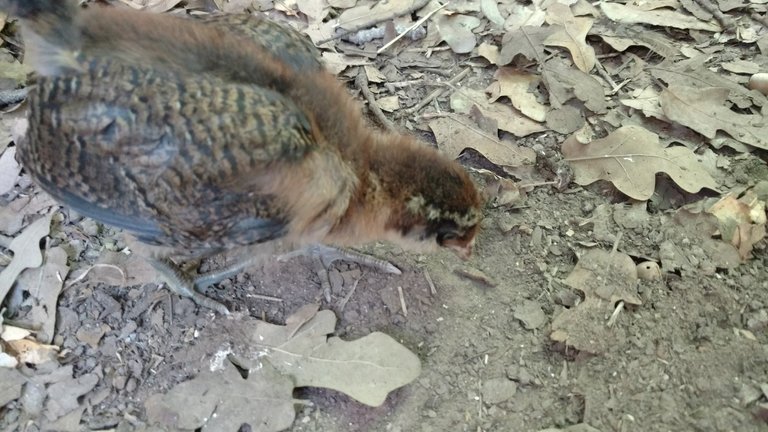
[481,378,517,404]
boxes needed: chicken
[3,0,483,313]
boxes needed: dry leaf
[620,87,667,120]
[0,146,21,195]
[721,60,760,75]
[481,0,506,27]
[297,0,329,21]
[45,373,99,420]
[707,193,766,260]
[1,325,32,341]
[5,339,59,364]
[542,59,607,113]
[598,30,680,59]
[601,2,722,32]
[476,42,500,64]
[0,213,54,304]
[429,116,536,169]
[550,249,640,354]
[487,68,547,122]
[26,247,70,343]
[321,52,371,75]
[659,209,741,272]
[336,0,426,30]
[0,193,57,237]
[0,370,25,408]
[503,0,546,30]
[544,4,596,73]
[251,304,421,406]
[363,65,387,83]
[328,0,356,7]
[650,58,766,109]
[450,89,547,137]
[435,13,481,54]
[499,26,552,65]
[220,0,254,14]
[0,352,18,368]
[660,86,768,150]
[376,95,400,112]
[562,125,719,200]
[145,361,295,432]
[546,105,584,134]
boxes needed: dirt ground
[2,1,768,432]
[2,153,766,432]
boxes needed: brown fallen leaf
[550,249,640,354]
[141,305,415,431]
[504,1,546,31]
[145,361,296,432]
[0,146,21,195]
[598,31,680,59]
[481,0,505,27]
[498,26,553,65]
[487,68,547,122]
[429,116,536,168]
[5,338,59,365]
[435,13,481,54]
[542,58,607,114]
[659,209,741,273]
[620,87,667,120]
[722,60,760,75]
[26,247,70,343]
[0,213,54,305]
[250,304,421,407]
[601,2,722,32]
[336,0,429,31]
[562,125,719,200]
[476,42,500,64]
[650,58,766,109]
[543,3,596,73]
[660,86,768,151]
[450,88,547,137]
[707,192,766,260]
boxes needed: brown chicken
[4,0,483,313]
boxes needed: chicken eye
[436,231,458,245]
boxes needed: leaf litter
[1,0,768,430]
[561,125,719,200]
[145,304,421,430]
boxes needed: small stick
[377,2,448,54]
[594,58,620,94]
[397,286,408,317]
[355,68,397,132]
[317,0,431,45]
[249,293,283,302]
[424,270,437,295]
[403,67,472,116]
[607,300,624,327]
[336,277,361,311]
[64,263,127,290]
